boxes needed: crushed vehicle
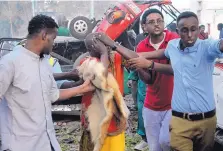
[213,58,223,148]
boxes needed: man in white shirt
[0,14,94,151]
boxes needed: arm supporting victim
[58,80,94,101]
[53,69,80,81]
[138,49,166,59]
[58,86,83,100]
[115,44,173,76]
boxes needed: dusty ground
[54,94,149,151]
[1,95,223,150]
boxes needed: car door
[214,59,223,129]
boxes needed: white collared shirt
[0,45,61,151]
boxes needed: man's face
[200,26,205,33]
[41,28,57,55]
[85,34,100,58]
[144,13,164,37]
[177,17,199,47]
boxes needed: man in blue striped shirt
[128,11,223,151]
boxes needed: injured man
[77,33,130,151]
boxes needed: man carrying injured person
[78,33,130,151]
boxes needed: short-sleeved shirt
[0,45,61,151]
[165,38,223,113]
[137,30,179,111]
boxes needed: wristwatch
[147,60,154,70]
[111,42,120,50]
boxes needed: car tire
[69,16,93,40]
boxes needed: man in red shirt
[95,9,178,151]
[198,25,208,40]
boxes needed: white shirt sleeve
[0,57,14,102]
[49,74,60,103]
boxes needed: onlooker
[128,11,223,151]
[218,23,223,39]
[198,25,208,40]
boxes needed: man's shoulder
[165,30,179,40]
[167,38,180,47]
[1,46,22,63]
[137,37,148,48]
[198,38,217,45]
[136,38,149,53]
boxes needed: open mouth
[188,40,194,44]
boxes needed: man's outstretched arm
[128,56,173,75]
[138,49,166,59]
[95,33,167,60]
[53,69,80,81]
[95,32,173,75]
[58,80,95,101]
[60,80,84,89]
[137,69,154,84]
[114,44,173,75]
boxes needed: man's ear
[176,28,179,35]
[41,30,47,41]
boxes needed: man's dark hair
[28,14,58,38]
[141,9,164,24]
[218,23,223,29]
[177,11,198,25]
[199,25,205,29]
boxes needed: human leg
[159,109,172,151]
[143,107,162,151]
[170,116,194,151]
[193,116,217,151]
[134,99,147,151]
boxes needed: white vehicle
[214,58,223,147]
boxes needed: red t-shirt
[136,30,179,111]
[198,32,208,40]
